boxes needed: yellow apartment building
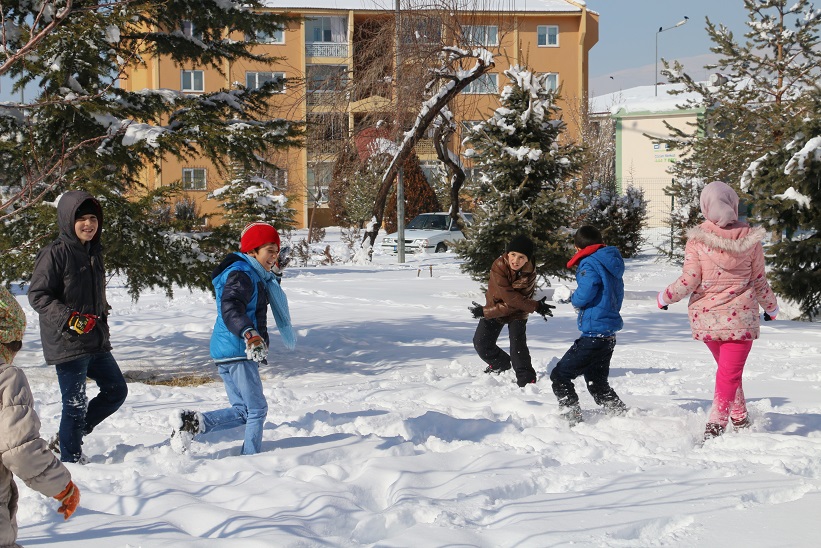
[122,1,599,229]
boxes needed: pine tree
[658,0,821,252]
[580,183,648,258]
[456,66,582,283]
[0,1,301,297]
[384,152,441,234]
[741,88,821,318]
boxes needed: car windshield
[407,214,449,230]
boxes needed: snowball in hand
[553,285,573,304]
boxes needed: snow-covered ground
[10,229,821,547]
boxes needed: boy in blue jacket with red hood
[550,225,627,425]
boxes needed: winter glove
[277,245,291,270]
[243,329,268,362]
[553,285,573,304]
[535,297,555,320]
[469,301,484,319]
[764,305,779,321]
[67,312,97,334]
[54,481,80,520]
[657,292,668,310]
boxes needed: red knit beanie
[240,222,280,253]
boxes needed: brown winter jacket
[482,255,539,323]
[0,362,72,546]
[661,221,779,341]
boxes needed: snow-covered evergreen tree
[0,1,301,297]
[658,0,820,251]
[457,67,582,283]
[741,87,821,318]
[580,183,648,258]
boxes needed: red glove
[54,481,80,520]
[68,312,97,334]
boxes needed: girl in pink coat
[658,181,779,441]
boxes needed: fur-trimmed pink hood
[686,221,766,256]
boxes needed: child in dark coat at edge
[470,235,555,387]
[550,225,627,425]
[2,284,79,548]
[171,222,296,456]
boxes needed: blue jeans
[550,336,620,407]
[55,352,128,462]
[202,360,268,455]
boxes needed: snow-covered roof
[261,0,582,13]
[590,83,705,116]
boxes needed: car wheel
[435,243,447,253]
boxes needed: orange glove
[54,481,80,520]
[68,312,97,334]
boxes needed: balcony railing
[308,139,345,156]
[306,42,348,58]
[307,90,349,107]
[415,138,436,157]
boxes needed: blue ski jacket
[210,254,270,363]
[570,246,625,337]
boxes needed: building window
[402,16,442,44]
[270,169,288,190]
[181,20,203,41]
[463,73,498,94]
[462,25,498,46]
[246,71,285,92]
[307,163,332,204]
[306,65,348,92]
[182,168,207,190]
[544,73,559,91]
[537,25,559,47]
[307,113,348,141]
[306,16,346,43]
[181,70,204,92]
[246,29,284,44]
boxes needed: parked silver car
[381,212,474,253]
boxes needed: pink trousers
[705,340,754,426]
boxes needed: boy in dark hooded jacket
[28,191,128,463]
[550,225,627,425]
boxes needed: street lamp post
[395,0,405,263]
[655,16,688,96]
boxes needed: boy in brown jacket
[469,235,555,387]
[1,285,79,546]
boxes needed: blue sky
[586,0,749,96]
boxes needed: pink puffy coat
[661,221,778,342]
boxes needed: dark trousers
[473,318,536,386]
[55,351,128,462]
[550,336,621,407]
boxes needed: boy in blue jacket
[550,225,627,425]
[171,222,295,455]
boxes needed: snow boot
[483,364,511,375]
[170,410,203,454]
[560,403,584,426]
[602,398,628,417]
[703,422,726,441]
[731,416,751,431]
